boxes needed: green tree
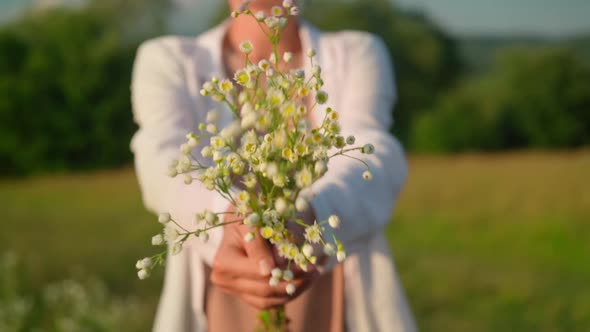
[411,47,590,152]
[0,1,170,176]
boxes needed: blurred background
[1,0,589,331]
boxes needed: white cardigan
[131,20,417,332]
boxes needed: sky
[1,0,590,37]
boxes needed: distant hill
[458,34,590,73]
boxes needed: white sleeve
[130,38,226,266]
[310,33,408,258]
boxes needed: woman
[131,0,416,331]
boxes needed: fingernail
[259,260,271,276]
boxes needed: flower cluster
[136,0,375,297]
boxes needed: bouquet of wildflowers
[136,1,375,330]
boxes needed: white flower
[362,143,375,154]
[239,40,253,54]
[324,243,336,256]
[337,251,346,262]
[164,226,179,242]
[295,196,308,212]
[275,197,288,214]
[258,59,270,71]
[244,212,260,226]
[201,146,213,158]
[295,167,313,188]
[283,270,294,281]
[254,11,266,21]
[158,213,171,224]
[137,269,150,280]
[260,227,274,239]
[271,268,283,279]
[264,16,280,29]
[152,234,164,246]
[271,6,283,16]
[286,283,296,295]
[282,0,293,8]
[218,79,233,92]
[141,257,153,269]
[244,232,255,242]
[206,123,218,134]
[205,211,219,225]
[269,277,280,287]
[302,243,314,257]
[362,170,373,181]
[290,6,299,16]
[283,52,293,63]
[315,90,328,104]
[304,223,321,243]
[314,160,327,175]
[328,215,341,229]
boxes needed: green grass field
[2,151,589,331]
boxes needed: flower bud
[283,270,294,281]
[152,234,164,246]
[286,283,296,295]
[137,269,150,280]
[337,251,347,262]
[302,243,314,257]
[158,213,171,224]
[328,215,341,229]
[244,232,255,242]
[324,243,336,256]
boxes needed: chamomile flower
[239,40,253,54]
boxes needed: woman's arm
[310,33,408,257]
[131,37,227,266]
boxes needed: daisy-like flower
[239,40,253,54]
[271,6,284,17]
[363,170,373,181]
[295,167,313,188]
[289,6,299,16]
[304,223,322,243]
[218,79,233,92]
[260,226,274,239]
[337,251,346,262]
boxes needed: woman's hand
[210,206,320,310]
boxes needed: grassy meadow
[1,151,589,331]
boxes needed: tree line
[0,0,589,175]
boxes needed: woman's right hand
[210,206,319,310]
